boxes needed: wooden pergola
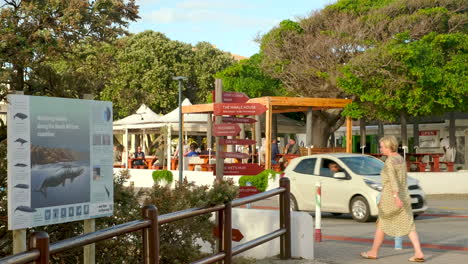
[182,96,353,169]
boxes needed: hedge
[238,169,281,192]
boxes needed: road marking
[239,205,468,218]
[422,214,468,218]
[433,207,468,210]
[324,235,468,252]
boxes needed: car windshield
[339,156,384,175]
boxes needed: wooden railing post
[29,231,49,264]
[279,182,285,258]
[223,202,232,264]
[142,205,159,264]
[280,177,292,259]
[217,209,224,264]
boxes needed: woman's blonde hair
[379,135,399,152]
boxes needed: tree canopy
[215,53,286,99]
[340,32,467,120]
[257,0,467,145]
[100,31,234,118]
[0,0,139,98]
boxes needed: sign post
[214,80,224,183]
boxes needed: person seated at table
[151,144,165,169]
[185,143,199,157]
[132,146,146,166]
[199,143,209,155]
[271,139,280,165]
[284,138,300,155]
[328,161,342,173]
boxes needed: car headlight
[365,180,383,191]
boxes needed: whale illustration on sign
[35,167,84,198]
[14,163,28,167]
[104,185,110,198]
[14,138,28,145]
[14,184,29,189]
[104,107,111,122]
[15,206,37,213]
[13,113,28,120]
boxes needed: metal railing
[0,178,291,264]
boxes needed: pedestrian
[360,136,425,262]
[271,139,279,165]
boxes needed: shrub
[152,170,173,184]
[205,178,239,206]
[144,178,239,263]
[0,166,144,263]
[238,169,280,192]
[0,140,10,257]
[144,178,211,263]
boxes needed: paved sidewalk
[312,239,468,264]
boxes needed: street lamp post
[173,76,187,184]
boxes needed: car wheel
[290,194,299,211]
[350,196,371,222]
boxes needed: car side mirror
[334,172,346,179]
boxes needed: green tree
[259,0,467,145]
[215,53,286,98]
[192,41,236,103]
[100,31,234,118]
[27,41,117,99]
[0,0,139,98]
[339,32,467,121]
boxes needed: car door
[290,158,318,211]
[319,158,353,212]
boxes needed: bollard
[315,182,322,242]
[395,236,403,250]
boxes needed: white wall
[114,169,468,195]
[198,209,314,260]
[409,172,468,194]
[114,168,242,188]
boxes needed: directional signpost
[213,123,241,137]
[222,116,257,124]
[220,152,250,159]
[216,163,264,176]
[213,227,245,242]
[214,103,267,116]
[213,85,266,182]
[222,91,249,103]
[219,138,256,146]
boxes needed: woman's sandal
[408,256,425,262]
[360,252,378,260]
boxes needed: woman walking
[361,136,425,262]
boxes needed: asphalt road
[251,194,468,264]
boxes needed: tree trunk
[310,113,333,148]
[12,64,25,91]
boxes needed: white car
[283,153,428,222]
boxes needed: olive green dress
[378,155,415,237]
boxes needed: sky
[129,0,336,57]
